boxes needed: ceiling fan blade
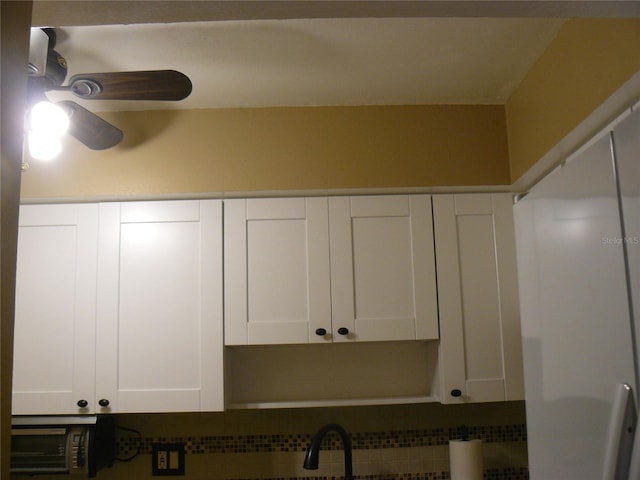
[68,70,192,101]
[59,101,123,150]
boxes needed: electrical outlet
[152,443,185,476]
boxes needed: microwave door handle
[603,383,636,480]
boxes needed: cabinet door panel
[96,200,223,412]
[456,214,503,380]
[329,195,438,342]
[224,198,331,345]
[352,216,415,320]
[118,222,202,389]
[434,193,524,404]
[13,204,98,415]
[247,219,309,325]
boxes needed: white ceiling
[44,17,565,112]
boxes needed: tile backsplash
[61,402,528,480]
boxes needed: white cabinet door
[434,193,524,404]
[96,200,224,412]
[224,198,331,345]
[329,195,439,342]
[12,204,99,415]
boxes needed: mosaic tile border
[180,470,529,480]
[117,424,527,456]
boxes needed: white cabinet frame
[224,195,439,346]
[329,195,439,342]
[224,198,331,345]
[96,200,224,413]
[434,193,524,404]
[12,204,99,415]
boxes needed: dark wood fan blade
[59,101,123,150]
[69,70,192,101]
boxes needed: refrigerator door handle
[603,383,636,480]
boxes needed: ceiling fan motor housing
[29,49,68,93]
[46,50,68,86]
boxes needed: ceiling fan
[27,28,192,155]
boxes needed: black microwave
[11,415,115,477]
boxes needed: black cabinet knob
[77,399,88,408]
[450,389,463,397]
[337,327,349,335]
[315,328,327,336]
[98,399,110,407]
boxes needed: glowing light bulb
[27,101,69,160]
[30,101,70,136]
[28,131,62,161]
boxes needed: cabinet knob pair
[315,327,349,336]
[76,399,110,408]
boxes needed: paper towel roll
[449,439,483,480]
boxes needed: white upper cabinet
[329,195,438,342]
[224,198,331,345]
[13,204,99,415]
[433,193,524,404]
[13,200,224,415]
[96,200,224,413]
[14,193,522,413]
[224,195,439,345]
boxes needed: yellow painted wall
[20,19,640,200]
[20,105,510,199]
[506,18,640,182]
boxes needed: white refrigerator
[514,106,640,479]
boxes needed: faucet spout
[303,423,353,480]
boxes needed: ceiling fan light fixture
[26,26,192,154]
